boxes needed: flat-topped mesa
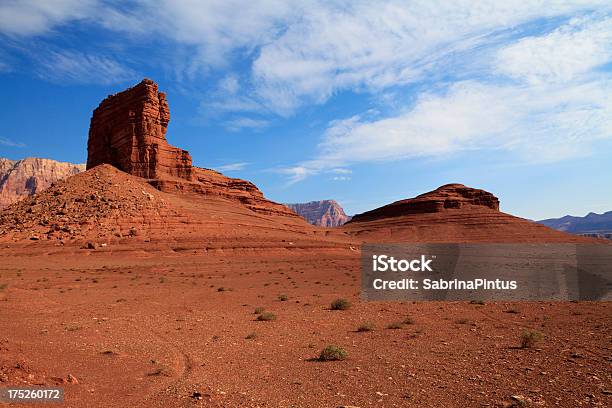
[87,78,193,180]
[350,183,499,223]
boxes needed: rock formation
[343,183,593,243]
[349,184,499,223]
[87,78,192,180]
[86,79,298,218]
[0,158,85,208]
[285,200,352,227]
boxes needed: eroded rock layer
[87,79,192,180]
[344,184,593,243]
[86,79,298,218]
[349,183,499,223]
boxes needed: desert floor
[0,242,610,407]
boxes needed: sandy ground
[0,242,610,408]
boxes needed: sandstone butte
[0,79,598,245]
[285,200,352,227]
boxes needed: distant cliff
[539,212,612,239]
[0,158,85,208]
[285,200,351,227]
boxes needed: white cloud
[496,15,612,84]
[0,0,99,36]
[35,50,136,85]
[288,78,612,177]
[218,74,240,95]
[275,12,612,181]
[101,0,296,73]
[216,162,249,172]
[0,137,26,147]
[252,1,611,113]
[224,117,270,132]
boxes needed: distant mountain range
[285,200,352,227]
[0,158,85,208]
[538,212,612,239]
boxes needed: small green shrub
[386,322,403,330]
[402,317,415,325]
[254,307,265,314]
[245,332,257,340]
[330,298,351,310]
[319,345,348,361]
[520,330,543,349]
[357,322,375,332]
[257,312,277,321]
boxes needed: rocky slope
[285,200,352,227]
[539,211,612,239]
[343,183,593,243]
[0,164,333,247]
[0,158,85,208]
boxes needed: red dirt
[0,242,610,407]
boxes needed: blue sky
[0,1,611,220]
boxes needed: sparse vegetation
[520,330,544,349]
[245,332,258,340]
[455,318,470,325]
[318,345,348,361]
[357,322,375,332]
[278,294,289,301]
[217,287,227,292]
[254,307,265,314]
[0,283,7,290]
[257,312,277,321]
[330,298,351,310]
[386,322,403,330]
[402,317,415,325]
[470,300,485,305]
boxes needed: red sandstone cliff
[285,200,351,227]
[86,79,297,218]
[0,158,85,208]
[87,78,192,180]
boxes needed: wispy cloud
[0,0,99,37]
[224,117,270,132]
[496,14,612,85]
[277,11,612,181]
[251,1,611,114]
[35,50,136,85]
[0,137,26,148]
[216,162,249,172]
